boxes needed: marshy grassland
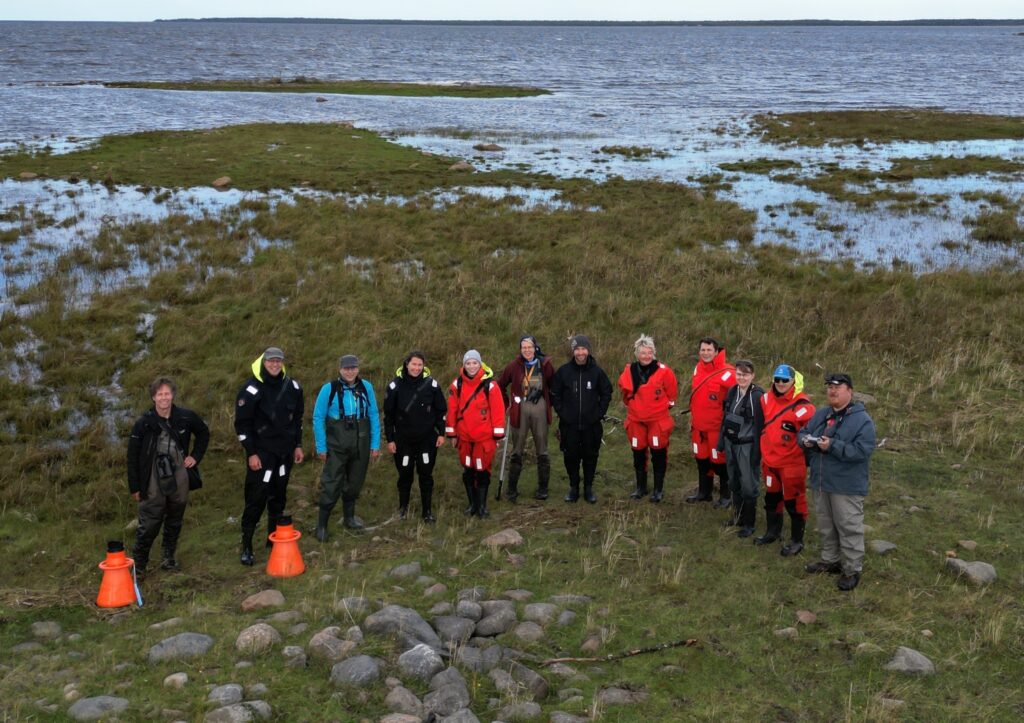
[1,119,1022,720]
[102,78,551,98]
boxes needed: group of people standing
[126,333,876,592]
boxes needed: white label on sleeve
[246,385,258,395]
[494,427,505,435]
[292,380,299,390]
[722,371,732,381]
[796,407,808,418]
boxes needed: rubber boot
[754,511,783,545]
[463,468,478,516]
[315,506,331,542]
[781,515,806,557]
[505,453,522,502]
[712,462,732,508]
[534,455,550,500]
[629,450,648,499]
[564,464,581,503]
[686,458,714,503]
[161,512,183,570]
[476,471,491,518]
[240,529,255,566]
[397,479,412,520]
[342,496,364,530]
[582,452,598,504]
[650,449,667,503]
[738,498,757,538]
[724,495,743,527]
[583,484,597,504]
[420,478,435,523]
[266,516,277,549]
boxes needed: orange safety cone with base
[97,541,142,608]
[266,515,304,578]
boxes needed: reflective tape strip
[721,371,732,381]
[514,396,522,403]
[632,436,639,448]
[402,455,410,467]
[238,434,247,441]
[292,380,299,390]
[465,455,471,467]
[279,465,286,477]
[652,436,659,447]
[711,449,719,461]
[693,442,699,454]
[766,474,773,486]
[476,458,483,470]
[422,453,430,464]
[795,407,808,418]
[445,426,455,434]
[246,385,258,395]
[389,381,396,389]
[263,470,272,483]
[494,427,505,435]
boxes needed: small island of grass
[103,77,550,98]
[753,109,1024,145]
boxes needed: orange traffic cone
[266,515,304,578]
[96,541,140,608]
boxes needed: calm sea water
[2,21,1024,142]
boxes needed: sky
[2,1,1022,22]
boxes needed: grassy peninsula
[1,122,1022,721]
[104,78,551,98]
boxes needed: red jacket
[446,366,506,443]
[618,361,678,423]
[496,356,555,427]
[690,349,737,432]
[760,375,815,468]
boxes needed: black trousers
[559,422,603,487]
[241,449,293,534]
[393,434,438,508]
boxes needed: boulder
[455,600,482,620]
[149,632,214,663]
[67,696,129,721]
[363,605,442,648]
[481,529,523,547]
[434,616,476,645]
[475,607,517,637]
[795,610,817,625]
[488,667,517,695]
[946,558,997,585]
[497,701,542,721]
[163,672,188,689]
[480,599,516,616]
[456,586,487,602]
[207,684,244,706]
[308,627,357,664]
[384,685,424,716]
[549,594,592,606]
[380,715,419,723]
[212,176,232,189]
[204,704,254,722]
[884,646,935,675]
[430,667,467,691]
[424,583,448,597]
[507,660,549,699]
[423,683,470,717]
[550,713,589,723]
[334,596,371,617]
[868,540,898,555]
[397,643,445,682]
[439,710,480,723]
[235,624,281,654]
[19,171,39,180]
[241,590,284,612]
[556,610,577,627]
[330,655,381,687]
[31,621,62,639]
[389,561,422,578]
[448,161,475,172]
[513,622,545,643]
[282,645,307,668]
[523,603,558,626]
[473,143,505,152]
[503,589,532,601]
[774,627,799,639]
[597,686,649,705]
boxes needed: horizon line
[4,17,1024,25]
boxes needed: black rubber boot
[397,480,412,519]
[781,515,806,557]
[476,472,491,518]
[583,485,597,504]
[650,449,667,503]
[342,497,364,530]
[686,458,713,503]
[712,462,732,508]
[564,484,580,503]
[505,453,522,502]
[240,529,255,566]
[534,455,550,500]
[629,450,648,499]
[420,479,435,523]
[754,511,783,545]
[315,506,331,542]
[738,498,757,538]
[463,468,478,516]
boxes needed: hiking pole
[495,413,510,501]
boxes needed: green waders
[318,417,371,536]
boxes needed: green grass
[1,121,1023,721]
[103,77,550,98]
[598,146,669,160]
[754,109,1024,145]
[718,158,801,174]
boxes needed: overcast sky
[2,1,1021,22]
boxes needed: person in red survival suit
[685,337,737,508]
[618,334,678,503]
[756,364,815,556]
[446,349,506,519]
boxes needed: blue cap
[772,364,793,381]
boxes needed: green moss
[103,77,550,98]
[599,145,669,159]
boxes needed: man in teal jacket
[313,355,381,539]
[798,373,876,592]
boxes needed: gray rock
[481,528,523,547]
[504,589,533,601]
[434,616,476,645]
[550,594,592,606]
[389,561,422,578]
[439,710,480,723]
[13,641,44,653]
[334,596,370,618]
[557,687,584,700]
[869,540,898,554]
[163,672,188,688]
[489,667,517,695]
[507,661,549,699]
[288,622,308,636]
[476,607,518,637]
[513,622,545,643]
[946,558,997,585]
[430,602,454,616]
[345,625,363,643]
[556,610,577,627]
[282,645,307,668]
[884,646,935,675]
[423,684,471,717]
[149,617,184,631]
[363,605,443,648]
[958,539,978,551]
[149,632,215,663]
[550,713,589,723]
[207,684,243,706]
[497,701,542,721]
[380,715,421,723]
[330,655,380,687]
[247,683,268,697]
[455,600,482,620]
[265,610,302,623]
[67,696,129,721]
[31,621,62,639]
[417,575,436,586]
[235,624,281,654]
[385,685,424,716]
[204,704,253,723]
[774,627,799,639]
[548,663,577,678]
[523,603,558,626]
[480,599,516,616]
[430,667,468,691]
[308,627,357,664]
[597,686,649,705]
[398,643,445,682]
[240,590,285,612]
[244,701,272,720]
[456,586,487,602]
[425,583,448,597]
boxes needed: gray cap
[339,354,359,369]
[463,349,482,365]
[263,347,285,361]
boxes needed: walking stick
[495,413,510,501]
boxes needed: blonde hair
[633,334,656,357]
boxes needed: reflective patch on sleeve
[795,407,808,418]
[693,442,699,454]
[431,379,438,388]
[389,381,396,389]
[238,434,247,441]
[445,426,455,434]
[513,396,522,404]
[279,465,286,477]
[652,436,659,447]
[246,385,258,395]
[263,470,273,483]
[401,455,410,467]
[494,427,505,435]
[422,453,430,464]
[721,371,732,381]
[292,380,300,390]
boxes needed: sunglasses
[773,377,791,384]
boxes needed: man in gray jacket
[798,373,876,591]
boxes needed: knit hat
[263,347,285,361]
[463,349,482,365]
[339,354,359,369]
[570,335,592,353]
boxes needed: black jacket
[383,369,447,442]
[550,356,613,429]
[234,371,304,457]
[716,383,765,455]
[127,406,210,499]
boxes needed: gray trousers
[511,401,549,458]
[813,490,865,575]
[723,440,759,501]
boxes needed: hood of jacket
[461,362,494,383]
[696,347,729,374]
[251,353,287,382]
[395,365,433,380]
[772,368,806,401]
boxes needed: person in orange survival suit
[685,337,737,508]
[446,349,506,519]
[756,364,815,556]
[618,334,678,503]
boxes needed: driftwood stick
[540,638,698,665]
